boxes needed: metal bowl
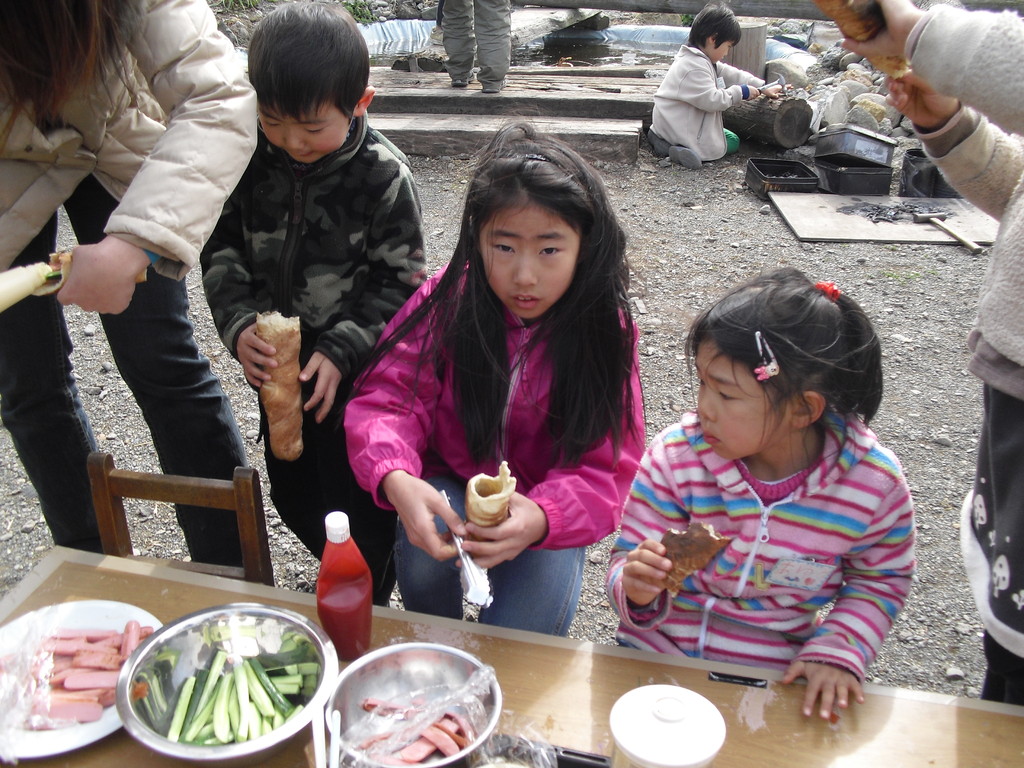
[116,602,338,767]
[328,642,502,768]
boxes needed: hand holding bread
[812,0,912,78]
[660,522,731,596]
[255,311,303,461]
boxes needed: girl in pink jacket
[345,122,645,635]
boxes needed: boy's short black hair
[248,2,369,119]
[689,2,742,50]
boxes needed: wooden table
[2,549,1023,767]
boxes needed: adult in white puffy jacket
[0,0,257,564]
[847,0,1024,705]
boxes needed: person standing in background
[442,0,511,93]
[0,0,257,565]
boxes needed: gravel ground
[0,2,991,702]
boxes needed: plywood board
[769,192,999,245]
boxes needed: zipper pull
[758,507,771,544]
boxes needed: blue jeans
[395,475,585,635]
[0,175,247,565]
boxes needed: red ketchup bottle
[316,511,373,661]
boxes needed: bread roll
[661,522,731,597]
[811,0,910,78]
[255,311,303,461]
[465,461,516,528]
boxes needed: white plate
[0,599,161,759]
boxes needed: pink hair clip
[815,280,841,302]
[753,331,780,382]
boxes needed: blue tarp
[355,19,812,63]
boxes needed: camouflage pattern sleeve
[309,133,426,378]
[199,176,267,357]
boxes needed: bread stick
[255,311,303,461]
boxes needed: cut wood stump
[724,97,813,149]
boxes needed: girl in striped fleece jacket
[606,267,915,721]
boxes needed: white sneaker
[668,146,702,170]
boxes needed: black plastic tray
[815,124,897,168]
[745,158,819,200]
[815,157,892,196]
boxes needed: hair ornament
[815,280,841,302]
[753,331,780,382]
[520,153,551,163]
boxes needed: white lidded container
[609,685,726,768]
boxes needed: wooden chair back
[87,452,274,585]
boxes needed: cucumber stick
[232,664,250,742]
[212,670,235,744]
[167,676,197,742]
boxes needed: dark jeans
[982,631,1024,705]
[0,175,247,565]
[395,475,585,636]
[973,384,1024,705]
[263,394,397,607]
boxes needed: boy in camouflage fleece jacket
[200,2,425,605]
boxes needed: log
[517,0,1020,20]
[724,97,812,149]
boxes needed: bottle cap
[324,511,351,544]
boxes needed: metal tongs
[441,491,494,608]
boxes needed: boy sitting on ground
[648,3,784,169]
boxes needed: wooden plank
[369,68,656,123]
[371,114,642,161]
[769,192,1000,244]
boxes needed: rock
[845,104,880,132]
[83,324,97,337]
[838,76,872,98]
[853,97,887,124]
[852,92,888,111]
[765,58,809,89]
[818,44,847,72]
[394,0,421,19]
[946,667,966,681]
[811,88,850,130]
[839,50,864,69]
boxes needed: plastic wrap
[0,606,73,763]
[472,729,558,768]
[338,665,497,766]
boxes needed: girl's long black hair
[686,267,884,424]
[356,121,639,465]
